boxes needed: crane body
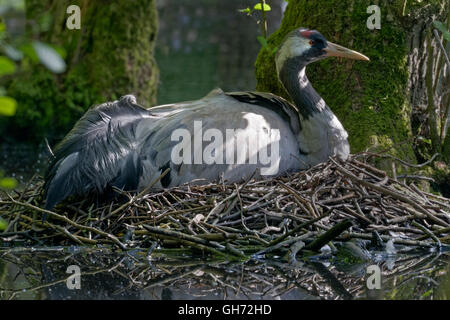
[44,28,369,209]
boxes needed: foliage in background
[239,0,282,56]
[0,0,159,143]
[0,0,68,230]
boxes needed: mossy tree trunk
[255,0,449,165]
[5,0,159,142]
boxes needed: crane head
[275,28,369,73]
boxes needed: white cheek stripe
[275,37,310,74]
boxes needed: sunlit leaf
[0,56,15,76]
[32,41,66,74]
[418,136,432,145]
[0,96,17,116]
[0,177,17,189]
[421,289,432,298]
[238,7,251,13]
[2,44,23,61]
[254,3,271,11]
[0,217,7,231]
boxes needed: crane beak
[324,41,370,61]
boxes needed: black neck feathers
[278,57,328,119]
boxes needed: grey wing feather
[44,95,152,209]
[44,89,304,209]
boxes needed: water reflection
[0,247,448,300]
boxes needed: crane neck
[278,57,328,119]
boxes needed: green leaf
[421,289,433,298]
[32,41,66,74]
[0,96,17,116]
[433,21,450,41]
[433,21,448,34]
[442,31,450,42]
[0,217,7,231]
[238,7,251,13]
[0,56,15,76]
[0,177,17,189]
[254,3,271,11]
[418,136,432,145]
[257,36,268,48]
[51,45,67,59]
[20,43,39,62]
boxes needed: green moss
[255,0,446,164]
[2,0,159,142]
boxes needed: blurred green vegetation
[0,0,159,143]
[0,0,68,230]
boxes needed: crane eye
[309,40,315,46]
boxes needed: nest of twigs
[0,153,449,258]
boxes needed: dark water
[0,246,449,300]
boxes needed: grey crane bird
[44,28,369,209]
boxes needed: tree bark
[255,0,449,165]
[5,0,159,142]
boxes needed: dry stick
[4,174,38,233]
[397,175,435,182]
[320,192,356,204]
[45,223,83,245]
[3,197,127,249]
[330,158,449,228]
[235,184,251,232]
[225,243,247,259]
[304,219,353,252]
[269,211,331,246]
[255,234,312,256]
[205,170,256,223]
[350,158,387,177]
[344,204,373,225]
[411,221,441,248]
[142,224,224,250]
[141,226,231,258]
[418,226,450,241]
[101,168,171,221]
[364,152,439,169]
[343,232,434,248]
[278,182,317,218]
